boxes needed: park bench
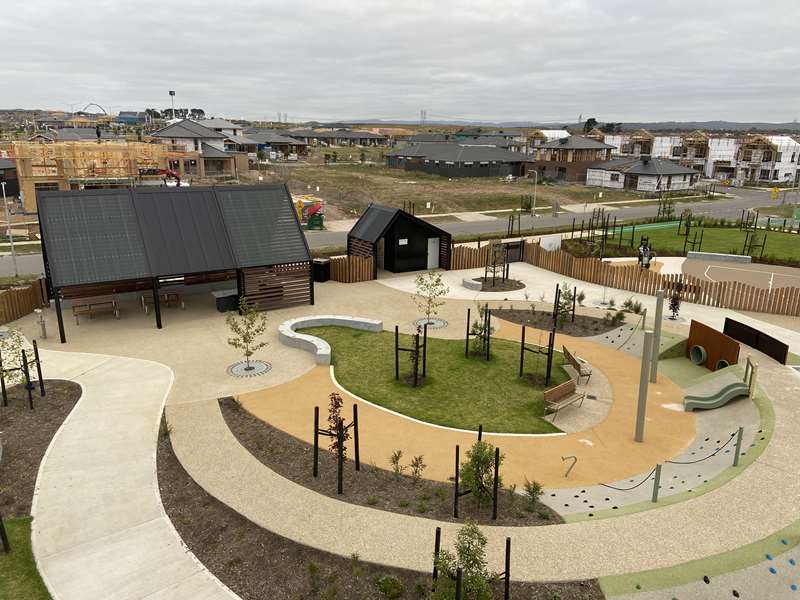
[562,345,592,383]
[72,295,120,325]
[543,379,586,422]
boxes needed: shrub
[433,522,494,600]
[576,290,586,306]
[459,440,504,508]
[375,575,405,599]
[523,478,543,511]
[367,495,378,506]
[390,450,405,478]
[409,455,427,483]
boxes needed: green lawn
[586,222,800,263]
[304,326,569,434]
[0,518,51,600]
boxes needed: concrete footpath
[31,349,237,600]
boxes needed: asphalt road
[0,186,780,277]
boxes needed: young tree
[413,271,450,325]
[433,521,494,600]
[459,440,504,508]
[557,282,574,327]
[583,117,598,133]
[327,391,350,456]
[225,298,268,370]
[669,285,683,320]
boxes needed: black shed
[347,204,451,277]
[38,184,313,343]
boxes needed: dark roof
[349,204,448,244]
[132,187,237,277]
[38,185,310,288]
[285,129,385,141]
[245,130,308,145]
[589,157,698,176]
[38,189,150,288]
[196,118,239,130]
[408,133,452,143]
[216,186,310,267]
[386,143,532,163]
[200,142,233,158]
[151,119,226,139]
[538,136,615,150]
[459,136,517,148]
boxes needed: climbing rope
[666,432,737,465]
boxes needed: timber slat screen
[329,255,374,283]
[0,279,48,325]
[450,244,491,270]
[522,241,800,316]
[240,262,312,311]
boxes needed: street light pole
[169,90,176,119]
[530,170,538,218]
[1,182,18,278]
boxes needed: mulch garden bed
[220,398,559,527]
[0,380,82,517]
[473,277,526,292]
[158,418,604,600]
[493,308,625,337]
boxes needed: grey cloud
[2,0,798,122]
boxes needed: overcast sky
[3,0,798,123]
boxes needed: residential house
[150,119,248,178]
[116,111,148,125]
[531,135,615,181]
[244,129,309,157]
[195,118,243,138]
[528,129,570,149]
[286,129,387,146]
[386,142,533,177]
[586,156,699,192]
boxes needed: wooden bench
[72,295,120,325]
[562,345,592,383]
[543,379,585,422]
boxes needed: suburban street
[0,185,786,278]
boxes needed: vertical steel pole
[465,308,471,358]
[395,325,400,380]
[478,424,483,441]
[650,290,665,383]
[0,512,10,553]
[313,406,319,478]
[504,537,511,600]
[651,463,662,502]
[422,323,428,377]
[22,349,33,410]
[33,340,45,396]
[733,427,744,467]
[0,350,6,407]
[455,568,463,600]
[336,419,344,495]
[635,331,654,442]
[519,326,526,377]
[453,445,460,518]
[352,404,360,472]
[433,527,441,582]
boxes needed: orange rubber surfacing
[238,319,695,488]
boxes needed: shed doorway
[427,237,440,269]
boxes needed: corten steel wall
[723,318,789,365]
[686,320,740,371]
[521,241,800,317]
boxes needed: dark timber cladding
[347,204,451,276]
[37,184,313,343]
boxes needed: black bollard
[21,349,33,410]
[336,419,344,495]
[352,404,360,472]
[492,446,500,520]
[33,340,45,397]
[453,444,460,518]
[313,406,319,478]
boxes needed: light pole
[530,169,538,219]
[1,182,18,277]
[169,91,176,119]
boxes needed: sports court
[683,259,800,290]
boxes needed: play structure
[294,195,325,230]
[684,356,757,411]
[686,320,740,371]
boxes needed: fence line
[521,241,800,316]
[450,244,492,270]
[329,255,374,283]
[0,279,48,326]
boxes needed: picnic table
[72,295,120,324]
[141,289,185,314]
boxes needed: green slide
[684,382,749,411]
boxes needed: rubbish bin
[313,258,331,283]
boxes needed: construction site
[7,141,210,212]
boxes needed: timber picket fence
[0,279,48,325]
[329,255,374,283]
[521,241,800,316]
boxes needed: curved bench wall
[278,315,383,365]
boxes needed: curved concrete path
[31,349,237,600]
[166,352,800,582]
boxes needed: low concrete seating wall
[687,251,752,264]
[462,278,483,291]
[278,315,383,365]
